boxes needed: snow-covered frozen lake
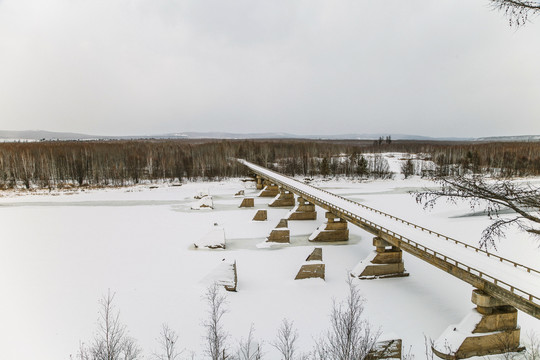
[1,177,539,359]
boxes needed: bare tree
[77,290,142,360]
[524,331,540,360]
[154,323,181,360]
[490,0,540,26]
[314,277,379,360]
[203,282,230,360]
[423,335,435,360]
[77,341,92,360]
[271,319,298,360]
[370,155,392,180]
[415,175,540,248]
[401,159,415,179]
[311,341,329,360]
[236,324,263,360]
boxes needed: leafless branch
[237,324,263,360]
[203,283,230,360]
[415,175,540,248]
[77,290,142,360]
[490,0,540,26]
[314,277,380,360]
[272,319,298,360]
[154,323,182,360]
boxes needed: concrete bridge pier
[308,212,349,242]
[351,237,408,279]
[432,289,522,360]
[256,175,264,190]
[258,180,280,197]
[266,218,290,243]
[287,197,317,220]
[269,188,295,207]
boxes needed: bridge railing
[242,160,540,308]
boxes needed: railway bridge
[238,159,540,360]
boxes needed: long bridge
[238,159,540,359]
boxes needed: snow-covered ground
[1,176,539,359]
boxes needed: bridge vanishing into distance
[238,159,540,360]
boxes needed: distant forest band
[0,139,539,189]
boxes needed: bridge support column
[295,247,325,280]
[432,289,522,360]
[266,219,290,243]
[258,181,279,197]
[308,212,349,242]
[351,237,408,279]
[239,197,254,208]
[287,197,317,220]
[256,175,264,190]
[269,188,295,207]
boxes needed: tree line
[1,139,539,189]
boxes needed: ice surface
[1,171,539,359]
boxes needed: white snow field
[1,176,539,359]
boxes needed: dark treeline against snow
[0,139,539,189]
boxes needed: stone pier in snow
[351,237,409,279]
[239,197,254,208]
[287,197,317,220]
[309,211,348,242]
[255,175,264,190]
[266,219,290,243]
[433,289,523,359]
[295,247,325,280]
[258,181,279,197]
[252,209,267,221]
[268,188,295,207]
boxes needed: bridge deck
[239,160,540,319]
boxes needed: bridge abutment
[308,212,349,242]
[287,197,317,220]
[351,237,409,279]
[432,289,522,360]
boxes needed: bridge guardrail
[241,160,540,309]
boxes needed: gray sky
[0,0,539,138]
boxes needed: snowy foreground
[1,176,539,359]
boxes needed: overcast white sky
[0,0,539,138]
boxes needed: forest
[0,139,539,189]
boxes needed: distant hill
[0,130,101,141]
[156,132,470,141]
[475,135,540,142]
[0,130,473,142]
